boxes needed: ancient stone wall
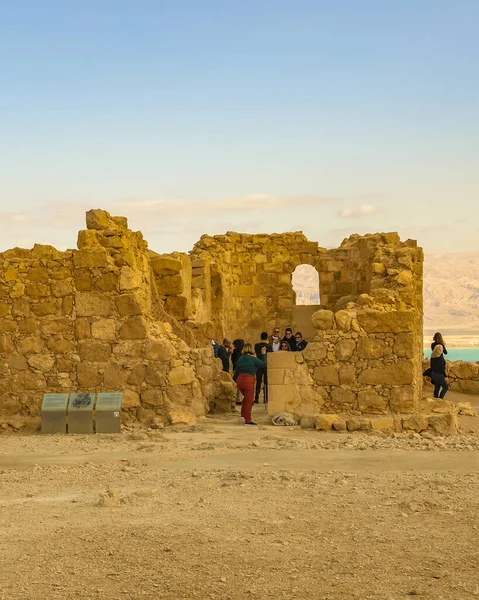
[0,210,234,432]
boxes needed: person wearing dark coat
[294,332,308,352]
[282,328,297,352]
[231,339,245,371]
[217,338,232,372]
[430,344,449,399]
[254,332,272,403]
[431,332,448,355]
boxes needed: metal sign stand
[41,394,69,434]
[68,393,95,434]
[96,392,123,433]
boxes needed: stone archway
[291,264,320,341]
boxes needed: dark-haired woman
[280,340,291,351]
[234,343,266,426]
[431,332,448,355]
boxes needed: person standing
[234,343,267,426]
[430,344,449,399]
[217,338,232,372]
[431,332,448,355]
[231,339,245,371]
[271,336,281,352]
[282,328,297,352]
[294,332,308,352]
[254,332,272,404]
[270,327,281,344]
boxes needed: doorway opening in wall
[292,264,320,305]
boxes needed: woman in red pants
[233,343,267,426]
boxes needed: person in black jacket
[217,339,232,372]
[231,339,245,371]
[254,332,272,403]
[282,328,297,352]
[431,332,447,355]
[294,332,308,352]
[430,344,449,399]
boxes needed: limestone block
[402,415,428,432]
[358,390,389,414]
[91,319,116,341]
[16,336,44,354]
[8,354,29,371]
[26,266,48,282]
[77,363,102,387]
[370,417,394,431]
[197,365,213,384]
[78,340,112,362]
[357,309,414,333]
[144,338,176,361]
[158,275,184,295]
[74,271,93,291]
[313,365,339,386]
[397,270,413,286]
[74,319,91,340]
[359,361,414,385]
[15,371,46,390]
[77,229,100,248]
[151,256,182,275]
[339,363,356,384]
[168,366,195,386]
[267,368,285,385]
[450,380,479,394]
[119,267,142,291]
[86,209,113,230]
[12,299,30,317]
[10,282,25,298]
[372,263,386,274]
[389,386,416,413]
[267,384,298,416]
[119,316,149,340]
[238,285,255,297]
[115,293,142,316]
[456,402,477,417]
[300,417,315,429]
[0,335,14,353]
[40,318,71,336]
[103,363,126,388]
[25,283,50,298]
[302,342,328,361]
[141,389,165,406]
[50,280,74,298]
[18,319,37,334]
[4,265,19,282]
[0,303,9,317]
[315,414,338,430]
[127,364,147,385]
[145,364,168,386]
[331,387,356,408]
[73,250,110,269]
[392,333,415,358]
[165,296,192,320]
[31,302,56,317]
[47,338,73,353]
[332,419,347,431]
[168,406,196,426]
[75,292,111,317]
[122,389,140,408]
[311,309,334,330]
[335,310,352,332]
[0,319,17,333]
[267,352,297,369]
[26,354,55,373]
[448,361,479,380]
[429,413,457,435]
[346,418,361,431]
[334,339,356,361]
[357,337,388,359]
[94,273,118,292]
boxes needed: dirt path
[1,401,478,600]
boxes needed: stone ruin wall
[0,210,234,432]
[1,207,436,433]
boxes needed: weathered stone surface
[339,363,356,384]
[75,292,111,317]
[73,250,110,269]
[357,337,388,359]
[119,316,149,339]
[168,366,195,386]
[334,339,356,361]
[47,338,74,353]
[115,294,142,316]
[334,310,352,332]
[359,361,414,385]
[315,414,339,430]
[86,209,113,230]
[389,386,416,413]
[313,365,339,386]
[78,340,112,362]
[370,417,394,431]
[357,309,414,333]
[0,335,14,353]
[392,333,415,358]
[331,388,356,408]
[151,256,182,275]
[450,380,479,395]
[144,338,176,361]
[91,319,116,340]
[311,309,334,330]
[429,413,458,435]
[402,415,428,432]
[77,363,102,387]
[16,336,44,354]
[346,417,361,431]
[448,361,479,380]
[8,354,29,371]
[27,354,55,372]
[332,419,347,431]
[119,267,142,291]
[358,390,389,414]
[141,389,165,407]
[302,342,327,361]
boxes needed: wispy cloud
[338,204,380,218]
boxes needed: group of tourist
[213,327,308,426]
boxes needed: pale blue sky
[0,0,477,253]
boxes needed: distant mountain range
[293,253,479,336]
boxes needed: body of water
[423,348,479,362]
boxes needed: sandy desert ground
[1,391,478,600]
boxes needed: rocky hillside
[293,254,479,335]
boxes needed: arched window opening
[292,264,320,306]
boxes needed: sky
[0,0,478,255]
